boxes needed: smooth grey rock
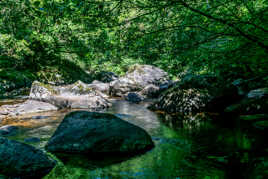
[110,77,139,97]
[45,111,154,155]
[0,137,56,178]
[125,65,169,87]
[1,100,58,117]
[30,81,111,110]
[110,65,169,97]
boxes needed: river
[1,99,267,178]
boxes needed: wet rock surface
[45,111,154,155]
[0,137,56,178]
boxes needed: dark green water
[2,100,268,179]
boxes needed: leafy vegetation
[0,0,267,87]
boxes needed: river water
[1,99,268,178]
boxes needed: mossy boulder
[45,111,154,155]
[0,137,56,178]
[149,74,242,114]
[149,87,212,114]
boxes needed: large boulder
[110,65,169,97]
[45,111,154,155]
[0,137,56,178]
[149,87,212,114]
[109,77,140,97]
[125,64,169,87]
[149,74,244,115]
[30,81,111,110]
[149,74,217,114]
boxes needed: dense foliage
[0,0,267,85]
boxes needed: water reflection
[1,99,267,178]
[106,100,161,136]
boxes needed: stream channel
[0,99,267,178]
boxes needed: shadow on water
[157,112,268,179]
[2,99,268,178]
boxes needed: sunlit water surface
[1,99,267,179]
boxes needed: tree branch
[179,0,268,52]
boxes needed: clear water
[1,100,268,179]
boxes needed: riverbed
[1,99,267,178]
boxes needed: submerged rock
[30,81,111,110]
[0,137,56,178]
[110,65,169,97]
[45,111,154,155]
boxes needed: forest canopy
[0,0,267,83]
